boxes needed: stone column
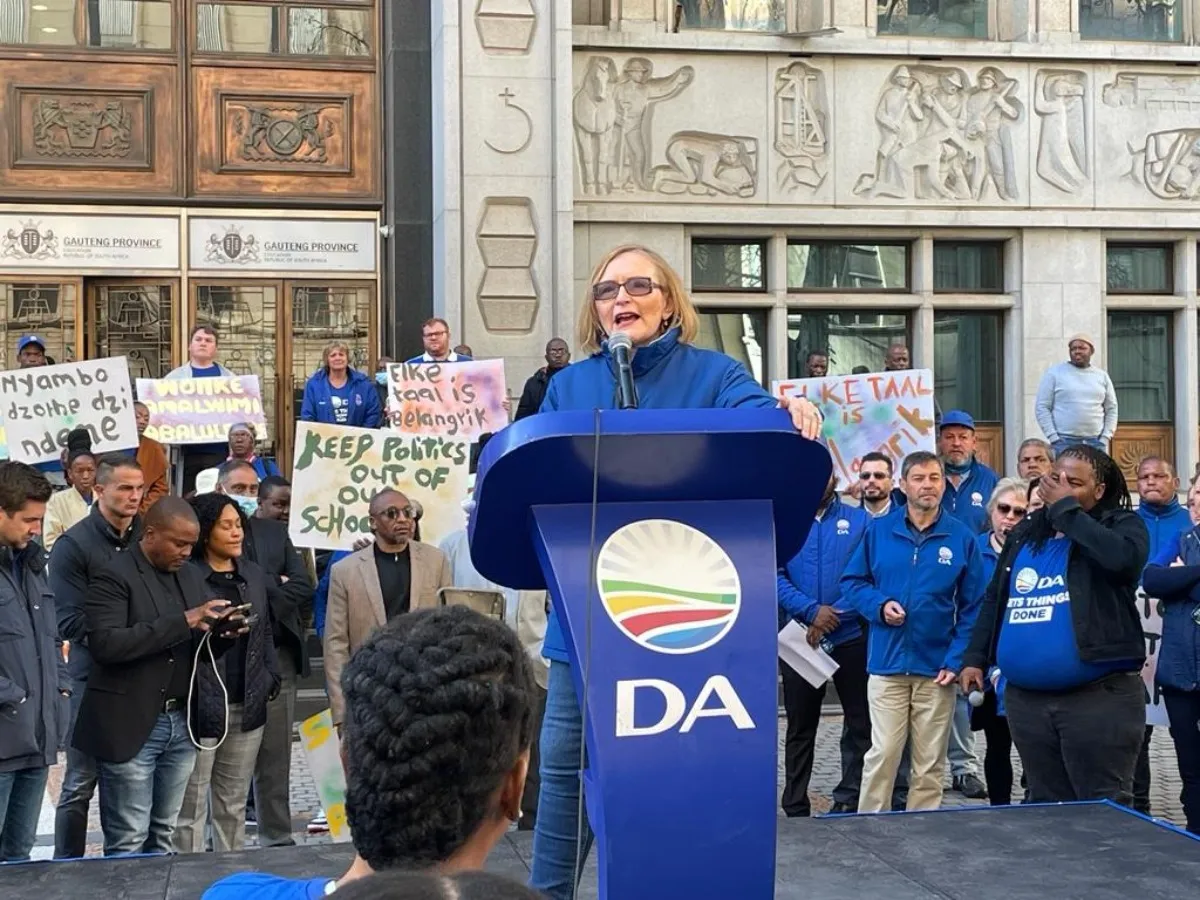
[432,0,575,385]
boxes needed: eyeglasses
[996,503,1027,518]
[591,277,661,303]
[377,506,416,521]
[859,471,889,481]
[423,330,448,338]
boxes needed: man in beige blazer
[323,488,452,727]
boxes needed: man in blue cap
[938,410,998,535]
[16,334,47,368]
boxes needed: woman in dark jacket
[175,493,279,853]
[1142,467,1200,835]
[961,445,1148,808]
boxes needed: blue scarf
[944,457,973,478]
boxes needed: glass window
[691,240,766,292]
[676,0,786,33]
[694,310,768,385]
[1106,243,1173,294]
[0,282,78,369]
[877,0,989,38]
[933,311,1003,421]
[786,311,910,377]
[0,0,172,49]
[787,242,910,291]
[1107,312,1173,422]
[933,241,1004,293]
[1080,0,1180,42]
[196,3,371,55]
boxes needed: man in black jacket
[961,445,1148,807]
[75,497,243,856]
[51,455,144,858]
[514,338,570,420]
[217,460,314,845]
[0,462,62,863]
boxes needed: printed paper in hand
[778,620,839,689]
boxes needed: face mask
[232,495,259,518]
[375,372,388,385]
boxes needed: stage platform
[3,802,1196,899]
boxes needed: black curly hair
[187,492,246,560]
[1024,444,1131,548]
[333,870,543,900]
[341,605,537,871]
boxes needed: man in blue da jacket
[777,473,870,816]
[1132,455,1192,814]
[939,410,999,534]
[841,450,987,813]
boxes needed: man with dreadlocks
[962,444,1148,807]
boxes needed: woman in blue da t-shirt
[961,445,1148,807]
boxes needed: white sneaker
[307,811,330,834]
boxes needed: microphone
[967,690,985,708]
[608,332,638,410]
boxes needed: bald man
[74,496,245,855]
[322,489,452,727]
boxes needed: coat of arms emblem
[205,225,260,264]
[1,221,60,260]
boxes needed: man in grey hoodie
[1034,334,1119,456]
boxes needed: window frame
[786,240,913,294]
[783,307,914,379]
[0,0,178,54]
[1077,0,1184,44]
[692,305,771,385]
[932,309,1005,423]
[690,238,769,294]
[1105,242,1175,296]
[872,0,996,40]
[1105,309,1176,424]
[190,0,377,64]
[931,240,1006,295]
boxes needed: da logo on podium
[597,520,753,738]
[596,519,741,654]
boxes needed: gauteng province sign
[773,369,936,489]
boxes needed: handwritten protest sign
[0,357,137,464]
[136,375,268,444]
[1138,587,1170,727]
[298,710,350,843]
[289,421,469,550]
[772,369,937,489]
[387,359,507,441]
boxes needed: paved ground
[31,712,1186,859]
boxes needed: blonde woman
[299,340,381,427]
[529,243,824,899]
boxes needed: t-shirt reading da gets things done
[202,873,334,900]
[995,536,1136,691]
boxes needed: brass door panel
[86,279,177,381]
[0,277,81,368]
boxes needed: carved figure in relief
[854,65,1022,203]
[611,58,695,191]
[31,97,132,158]
[573,58,619,193]
[1034,71,1087,194]
[1129,129,1200,200]
[652,132,758,197]
[774,62,828,194]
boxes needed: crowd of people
[0,241,1196,900]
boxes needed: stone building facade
[434,0,1200,481]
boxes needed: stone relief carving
[854,65,1023,202]
[477,198,538,333]
[773,62,828,194]
[235,104,335,163]
[1102,73,1200,112]
[572,56,695,195]
[475,0,536,54]
[484,88,533,155]
[653,132,758,197]
[1101,72,1200,201]
[31,98,132,158]
[1129,129,1200,200]
[1034,70,1087,195]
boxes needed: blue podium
[471,409,832,900]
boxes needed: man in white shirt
[407,318,472,363]
[1034,334,1118,456]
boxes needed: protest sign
[772,369,937,489]
[298,710,350,843]
[0,357,137,463]
[387,359,507,440]
[1137,586,1170,727]
[289,421,470,550]
[136,375,268,444]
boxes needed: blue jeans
[947,693,980,777]
[529,661,594,900]
[96,711,197,856]
[0,767,49,862]
[54,677,96,859]
[1052,436,1104,456]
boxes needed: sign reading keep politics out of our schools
[773,369,937,490]
[136,375,269,444]
[0,357,139,463]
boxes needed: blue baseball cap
[17,334,45,353]
[940,409,976,431]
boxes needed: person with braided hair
[334,870,543,899]
[202,605,537,900]
[961,444,1149,806]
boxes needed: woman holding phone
[176,493,280,853]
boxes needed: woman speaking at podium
[528,244,823,899]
